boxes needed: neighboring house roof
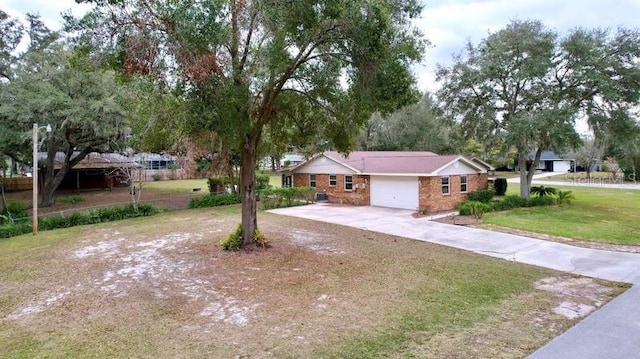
[291,151,489,175]
[38,152,141,170]
[283,153,306,163]
[528,151,573,161]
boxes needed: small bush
[467,189,495,203]
[530,185,557,197]
[258,187,315,209]
[2,201,28,221]
[458,200,491,218]
[207,177,225,194]
[189,194,242,208]
[0,222,32,239]
[256,173,271,190]
[254,229,270,248]
[59,195,85,204]
[494,178,508,196]
[529,196,556,207]
[152,174,162,181]
[556,190,575,205]
[491,195,524,211]
[221,224,242,250]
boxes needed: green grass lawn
[483,185,640,244]
[0,206,617,358]
[144,178,210,194]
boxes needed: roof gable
[291,151,486,175]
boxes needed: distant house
[525,151,574,172]
[38,152,140,191]
[281,151,492,212]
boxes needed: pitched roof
[528,151,573,161]
[321,151,481,174]
[38,152,141,170]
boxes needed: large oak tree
[437,20,640,198]
[75,0,424,246]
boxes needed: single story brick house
[281,151,492,212]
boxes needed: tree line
[1,4,639,247]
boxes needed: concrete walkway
[268,204,640,358]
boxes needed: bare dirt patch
[0,210,627,358]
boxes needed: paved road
[506,172,640,190]
[269,204,640,358]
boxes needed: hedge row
[189,193,242,208]
[0,203,162,239]
[458,195,556,216]
[259,187,315,209]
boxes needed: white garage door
[370,176,418,210]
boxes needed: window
[344,175,353,190]
[309,174,316,188]
[441,176,450,194]
[282,174,293,188]
[460,175,468,193]
[329,174,337,187]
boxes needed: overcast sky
[3,0,640,93]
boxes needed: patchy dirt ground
[0,209,627,358]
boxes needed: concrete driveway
[269,203,640,358]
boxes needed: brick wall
[419,173,488,213]
[294,173,370,206]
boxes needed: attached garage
[370,176,418,210]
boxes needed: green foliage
[491,195,529,211]
[188,194,242,209]
[254,229,270,248]
[556,190,575,205]
[207,177,228,194]
[457,201,491,219]
[467,189,495,203]
[221,224,242,250]
[494,178,508,196]
[152,174,162,181]
[530,186,557,197]
[259,187,315,210]
[59,195,85,204]
[256,173,271,190]
[1,201,28,223]
[0,204,162,239]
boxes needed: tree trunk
[41,168,67,207]
[517,151,530,199]
[240,134,259,246]
[517,147,543,199]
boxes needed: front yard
[483,185,640,245]
[0,206,625,358]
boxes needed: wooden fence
[1,177,33,192]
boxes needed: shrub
[258,187,315,209]
[0,222,32,239]
[207,177,225,194]
[467,189,495,203]
[2,201,28,221]
[189,194,242,209]
[494,178,508,196]
[556,190,575,205]
[529,195,556,207]
[491,195,529,211]
[458,200,491,218]
[152,173,162,181]
[254,229,270,248]
[221,224,242,250]
[256,173,271,190]
[530,185,557,197]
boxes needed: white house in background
[526,151,574,172]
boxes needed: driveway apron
[269,204,640,358]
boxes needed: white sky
[3,0,640,94]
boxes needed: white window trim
[460,175,468,193]
[329,174,337,187]
[441,176,450,195]
[309,174,316,187]
[344,175,353,191]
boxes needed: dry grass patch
[0,207,626,358]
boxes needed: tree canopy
[74,0,425,246]
[437,20,640,198]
